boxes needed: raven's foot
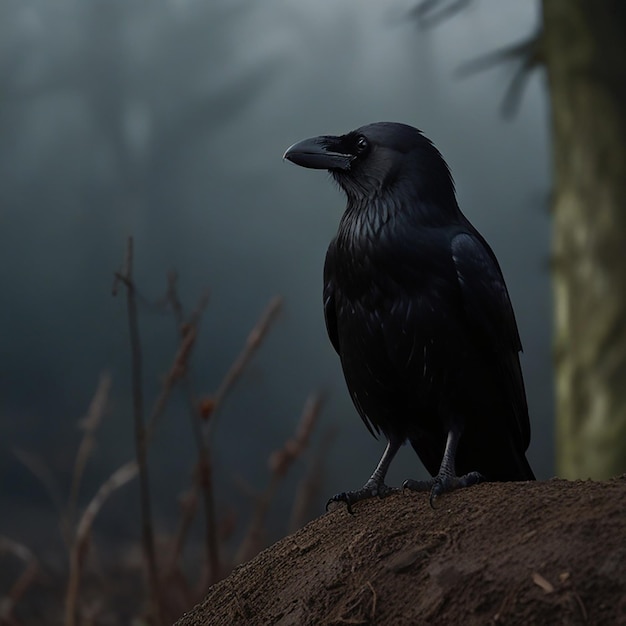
[326,479,399,514]
[403,471,483,508]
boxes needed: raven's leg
[403,427,482,507]
[327,438,402,514]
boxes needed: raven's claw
[326,481,399,514]
[403,471,483,508]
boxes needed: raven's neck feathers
[335,171,461,238]
[333,138,461,230]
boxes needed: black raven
[284,122,534,511]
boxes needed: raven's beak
[283,135,353,171]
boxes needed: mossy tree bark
[542,0,626,478]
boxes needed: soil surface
[176,477,626,626]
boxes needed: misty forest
[1,0,625,624]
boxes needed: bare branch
[113,236,162,625]
[65,461,138,626]
[0,536,41,624]
[163,273,220,586]
[236,393,324,564]
[207,296,283,440]
[289,426,336,533]
[164,489,198,577]
[68,372,112,538]
[269,393,325,479]
[408,1,544,118]
[456,31,544,118]
[146,319,198,435]
[409,0,473,29]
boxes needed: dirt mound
[176,478,626,625]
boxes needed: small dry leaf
[384,547,426,573]
[532,571,555,593]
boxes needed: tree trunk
[543,0,626,478]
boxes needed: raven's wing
[450,231,530,449]
[323,242,340,354]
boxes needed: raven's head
[284,122,458,212]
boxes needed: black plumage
[284,122,534,510]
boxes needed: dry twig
[288,425,336,533]
[408,0,543,118]
[235,393,324,564]
[162,272,220,586]
[68,373,112,539]
[113,236,163,625]
[410,0,472,28]
[193,295,282,583]
[64,461,138,626]
[0,536,40,624]
[164,489,198,579]
[207,296,283,442]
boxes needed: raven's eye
[356,136,369,154]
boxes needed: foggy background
[0,0,551,549]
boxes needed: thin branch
[207,296,283,442]
[144,274,210,439]
[64,461,138,626]
[184,296,283,580]
[456,31,544,118]
[165,270,185,321]
[113,236,162,625]
[163,272,220,586]
[409,0,473,29]
[112,273,170,313]
[68,372,111,539]
[235,393,324,564]
[288,425,336,533]
[268,393,325,479]
[145,318,199,436]
[170,280,220,586]
[407,0,544,119]
[0,536,41,624]
[164,488,198,579]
